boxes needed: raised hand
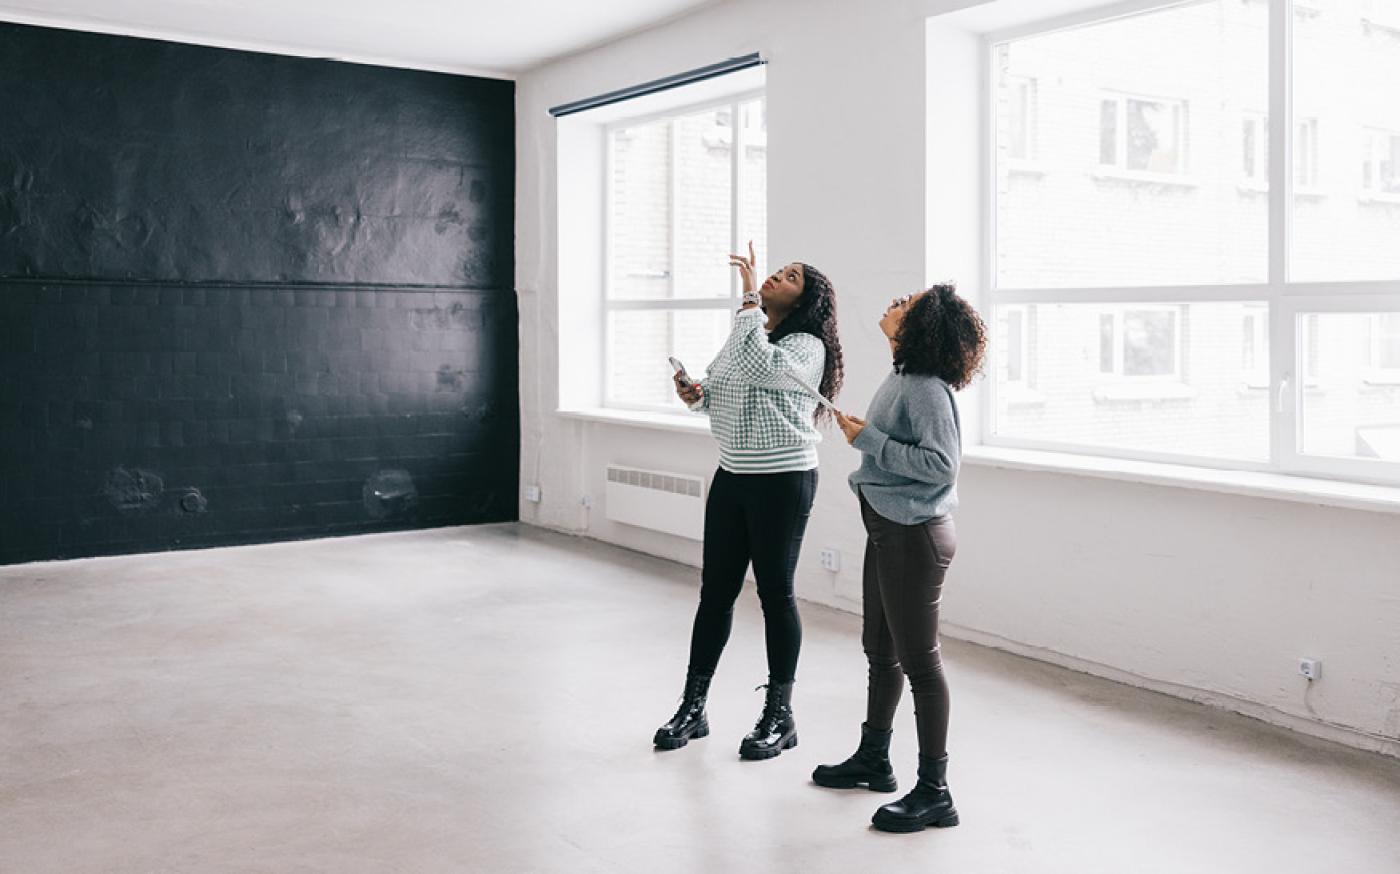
[728,240,759,303]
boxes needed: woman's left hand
[835,410,866,445]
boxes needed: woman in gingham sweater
[653,244,844,760]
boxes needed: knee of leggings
[865,653,900,673]
[695,589,737,616]
[756,590,798,614]
[901,660,947,693]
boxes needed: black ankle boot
[871,753,959,832]
[653,672,713,750]
[738,681,797,760]
[811,722,897,792]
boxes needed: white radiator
[604,465,706,541]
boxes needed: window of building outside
[1006,76,1037,163]
[1361,128,1400,199]
[603,95,766,411]
[1098,93,1189,178]
[1241,114,1319,190]
[987,0,1400,481]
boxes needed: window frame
[981,0,1400,487]
[601,89,766,414]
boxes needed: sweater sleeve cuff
[734,306,765,322]
[853,424,888,454]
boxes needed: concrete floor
[2,525,1399,874]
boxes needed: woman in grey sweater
[813,283,986,834]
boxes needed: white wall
[516,0,1400,757]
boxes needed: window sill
[1236,183,1325,199]
[962,445,1400,515]
[556,407,711,435]
[1361,369,1400,386]
[1007,162,1046,178]
[1359,191,1400,206]
[1092,169,1197,189]
[1092,382,1196,402]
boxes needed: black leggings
[860,494,956,757]
[686,467,817,684]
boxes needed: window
[604,95,766,411]
[1242,113,1267,187]
[1098,308,1181,381]
[1242,305,1268,386]
[1295,118,1320,190]
[1005,76,1037,162]
[1361,128,1400,199]
[985,0,1400,483]
[1099,93,1188,177]
[1241,115,1318,190]
[1003,306,1030,385]
[1364,313,1400,375]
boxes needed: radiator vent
[606,466,703,498]
[604,465,706,540]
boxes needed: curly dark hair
[768,262,844,424]
[891,283,987,390]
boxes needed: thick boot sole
[738,731,797,760]
[811,770,898,793]
[871,807,960,833]
[653,721,710,750]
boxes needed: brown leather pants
[859,494,956,758]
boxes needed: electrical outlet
[819,548,841,573]
[1299,657,1321,681]
[523,485,541,503]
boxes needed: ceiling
[0,0,724,77]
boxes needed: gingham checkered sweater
[691,307,826,474]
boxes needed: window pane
[672,108,734,299]
[1005,309,1025,381]
[1125,99,1182,173]
[1292,4,1400,281]
[994,1,1267,289]
[1099,99,1118,166]
[1298,312,1400,462]
[1243,118,1259,180]
[736,98,769,283]
[993,302,1270,462]
[608,119,672,300]
[608,106,740,301]
[1123,310,1178,376]
[606,309,732,409]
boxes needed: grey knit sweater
[848,369,962,524]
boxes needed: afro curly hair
[891,283,987,390]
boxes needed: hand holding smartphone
[668,356,693,389]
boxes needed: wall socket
[1298,657,1322,681]
[522,484,541,503]
[819,548,841,573]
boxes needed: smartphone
[668,356,694,389]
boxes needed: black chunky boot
[653,672,713,750]
[811,723,898,792]
[871,753,959,832]
[738,681,797,760]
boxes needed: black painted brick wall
[0,23,517,565]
